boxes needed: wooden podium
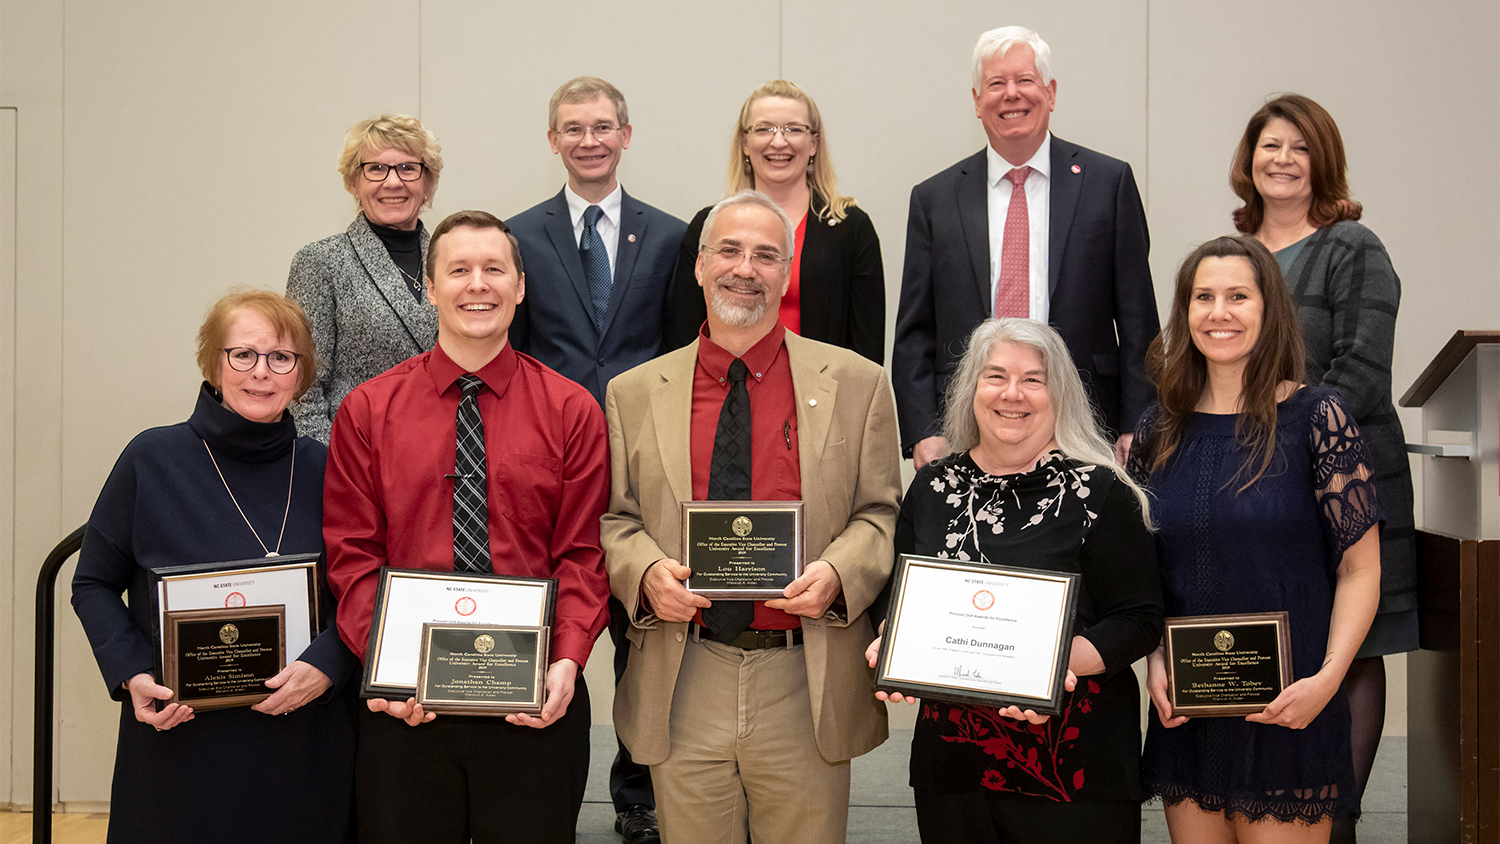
[1403,330,1499,844]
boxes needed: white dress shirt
[987,133,1051,323]
[563,182,623,276]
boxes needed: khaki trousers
[651,636,851,844]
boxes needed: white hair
[971,26,1054,89]
[698,189,796,264]
[942,318,1152,526]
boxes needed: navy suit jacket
[891,137,1158,453]
[509,188,687,405]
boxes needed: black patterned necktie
[452,374,491,573]
[702,359,755,640]
[580,205,611,328]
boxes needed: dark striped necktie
[452,374,491,573]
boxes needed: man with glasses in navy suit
[507,75,686,844]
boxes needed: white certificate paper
[156,561,318,667]
[367,570,553,691]
[882,558,1073,703]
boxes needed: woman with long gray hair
[868,317,1162,842]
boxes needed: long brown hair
[1144,236,1306,491]
[1230,94,1362,233]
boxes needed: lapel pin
[627,233,636,243]
[1071,164,1081,174]
[808,399,818,407]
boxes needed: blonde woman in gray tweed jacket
[287,114,443,443]
[1231,93,1412,844]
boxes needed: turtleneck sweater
[369,219,426,301]
[70,383,358,843]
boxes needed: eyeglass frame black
[222,347,303,375]
[359,161,426,182]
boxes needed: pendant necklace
[396,264,423,297]
[203,439,295,557]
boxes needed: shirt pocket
[490,451,564,524]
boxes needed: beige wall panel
[418,1,779,723]
[419,0,779,229]
[1,107,17,807]
[54,0,421,802]
[2,0,67,807]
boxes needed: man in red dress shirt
[601,191,902,843]
[324,210,610,844]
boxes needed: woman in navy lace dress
[1131,236,1381,842]
[868,318,1163,842]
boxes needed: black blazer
[666,200,886,364]
[891,137,1158,452]
[508,188,687,405]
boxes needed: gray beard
[709,286,767,327]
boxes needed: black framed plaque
[362,568,558,700]
[875,554,1079,716]
[1164,612,1292,717]
[150,553,320,677]
[680,501,804,599]
[161,605,287,710]
[415,624,549,715]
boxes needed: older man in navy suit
[508,76,684,844]
[892,26,1158,469]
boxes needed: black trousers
[608,595,654,812]
[914,788,1141,844]
[356,677,590,844]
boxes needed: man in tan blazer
[601,190,900,843]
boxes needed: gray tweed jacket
[1285,220,1415,623]
[286,213,437,443]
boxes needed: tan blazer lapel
[649,342,696,507]
[787,334,838,549]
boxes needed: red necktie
[994,166,1033,318]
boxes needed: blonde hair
[943,318,1152,526]
[196,290,317,398]
[726,80,855,222]
[337,113,444,210]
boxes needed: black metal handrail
[33,524,85,844]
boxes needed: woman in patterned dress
[1132,235,1381,842]
[867,317,1163,843]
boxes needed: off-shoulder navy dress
[1132,385,1381,823]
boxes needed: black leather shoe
[615,805,661,844]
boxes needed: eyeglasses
[701,243,790,270]
[360,161,425,182]
[223,347,302,375]
[745,123,815,139]
[557,123,622,141]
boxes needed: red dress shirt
[691,322,800,630]
[778,213,808,336]
[324,341,610,668]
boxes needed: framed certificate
[361,568,557,700]
[875,554,1080,716]
[415,624,549,716]
[149,553,320,675]
[161,605,287,710]
[1164,612,1292,717]
[680,501,804,599]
